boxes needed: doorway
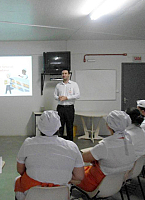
[121,63,145,111]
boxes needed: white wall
[0,41,67,136]
[0,40,145,136]
[67,40,145,110]
[67,40,145,135]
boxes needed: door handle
[124,97,128,104]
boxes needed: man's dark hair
[62,69,71,74]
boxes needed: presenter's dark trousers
[57,104,74,141]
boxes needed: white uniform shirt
[17,136,84,185]
[141,118,145,131]
[126,124,145,160]
[54,80,80,105]
[90,133,136,175]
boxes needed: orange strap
[15,172,60,193]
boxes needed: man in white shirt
[54,69,80,141]
[18,69,28,79]
[137,100,145,131]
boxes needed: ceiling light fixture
[90,0,128,20]
[82,0,104,15]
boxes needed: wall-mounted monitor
[0,56,32,96]
[43,51,71,75]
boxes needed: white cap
[38,110,61,136]
[106,110,131,132]
[106,110,132,156]
[137,100,145,108]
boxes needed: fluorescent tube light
[90,0,128,20]
[82,0,104,15]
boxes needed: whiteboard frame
[75,69,116,101]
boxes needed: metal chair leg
[141,165,145,178]
[124,184,131,200]
[137,176,145,200]
[119,188,124,200]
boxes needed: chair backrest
[25,185,70,200]
[85,172,125,198]
[128,155,145,179]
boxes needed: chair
[25,185,70,200]
[141,158,145,178]
[123,155,145,200]
[141,165,145,178]
[71,172,125,200]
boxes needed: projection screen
[0,56,32,96]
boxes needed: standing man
[54,69,80,141]
[137,100,145,131]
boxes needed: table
[33,112,43,136]
[75,111,107,143]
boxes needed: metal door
[121,63,145,111]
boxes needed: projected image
[0,56,32,96]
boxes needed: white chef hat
[137,100,145,108]
[106,110,132,155]
[106,110,131,132]
[38,110,61,136]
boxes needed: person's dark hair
[138,106,145,111]
[126,107,144,125]
[62,69,72,75]
[40,130,59,136]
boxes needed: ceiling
[0,0,145,41]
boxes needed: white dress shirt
[54,80,80,105]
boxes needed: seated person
[137,100,145,131]
[74,110,136,192]
[126,107,145,160]
[14,110,84,200]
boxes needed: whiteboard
[75,70,116,100]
